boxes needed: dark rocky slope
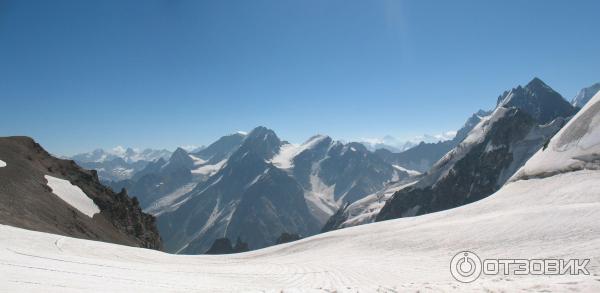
[377,78,572,222]
[0,136,161,249]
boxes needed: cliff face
[0,136,161,250]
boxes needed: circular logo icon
[450,251,482,283]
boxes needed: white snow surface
[303,171,338,223]
[512,91,600,180]
[0,159,5,168]
[2,168,597,291]
[44,175,100,218]
[391,164,421,176]
[339,180,418,228]
[189,154,207,166]
[191,159,227,176]
[269,135,328,169]
[144,182,199,216]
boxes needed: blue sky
[1,0,599,155]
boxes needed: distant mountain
[321,178,419,232]
[106,134,248,216]
[155,126,411,254]
[107,148,197,211]
[76,157,149,182]
[290,138,410,222]
[374,110,491,173]
[192,132,246,164]
[377,78,571,222]
[571,82,600,108]
[512,88,600,180]
[496,77,577,124]
[158,127,321,253]
[71,147,172,182]
[359,132,456,153]
[0,137,161,249]
[72,147,172,164]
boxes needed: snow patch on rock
[192,159,227,176]
[269,135,328,169]
[392,165,421,176]
[340,180,418,228]
[420,107,506,187]
[44,175,100,218]
[189,154,206,166]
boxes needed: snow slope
[268,135,328,169]
[417,107,503,187]
[4,96,600,291]
[191,159,227,176]
[337,180,417,228]
[44,175,100,218]
[1,167,598,291]
[512,91,600,180]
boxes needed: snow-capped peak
[511,90,600,181]
[572,82,600,108]
[71,147,172,164]
[269,135,331,169]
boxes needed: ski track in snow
[2,170,599,292]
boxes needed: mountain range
[3,80,600,291]
[71,147,172,182]
[151,128,415,253]
[376,77,576,221]
[21,76,595,255]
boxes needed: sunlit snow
[191,159,227,176]
[189,154,206,166]
[392,164,421,176]
[340,180,418,228]
[3,92,600,291]
[2,168,599,291]
[512,91,600,180]
[269,135,328,169]
[44,175,100,218]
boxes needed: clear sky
[1,0,599,155]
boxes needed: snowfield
[191,159,227,176]
[339,180,418,228]
[512,91,600,180]
[269,135,328,169]
[1,169,598,292]
[44,175,100,218]
[2,93,600,292]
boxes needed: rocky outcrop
[205,237,249,254]
[275,232,301,244]
[0,136,162,249]
[377,78,571,222]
